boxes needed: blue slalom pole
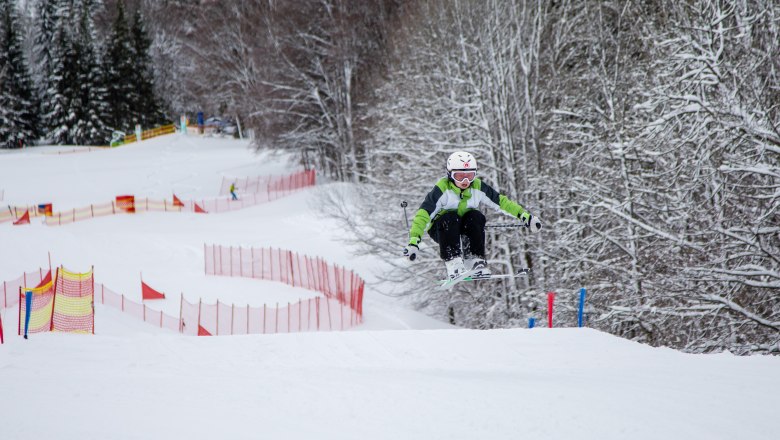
[577,288,587,328]
[528,317,535,328]
[24,290,32,339]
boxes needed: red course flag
[194,203,207,213]
[36,270,52,288]
[141,281,166,300]
[172,194,184,207]
[13,211,30,225]
[197,325,212,336]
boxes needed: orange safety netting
[1,205,43,224]
[18,280,55,335]
[43,198,185,226]
[52,267,94,334]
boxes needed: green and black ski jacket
[408,177,528,245]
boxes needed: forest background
[2,0,778,354]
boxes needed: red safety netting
[219,170,316,197]
[51,267,94,334]
[180,295,355,336]
[192,244,364,336]
[2,268,49,310]
[42,170,316,226]
[95,283,181,332]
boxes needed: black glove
[519,211,542,233]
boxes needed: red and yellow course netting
[17,267,94,336]
[18,280,55,335]
[52,267,94,334]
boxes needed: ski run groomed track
[1,136,778,440]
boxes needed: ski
[438,267,479,290]
[438,268,530,289]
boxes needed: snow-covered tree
[72,0,110,145]
[103,0,134,132]
[34,0,61,129]
[0,0,38,148]
[339,0,779,353]
[43,3,75,145]
[129,8,164,128]
[41,0,108,145]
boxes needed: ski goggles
[451,170,477,183]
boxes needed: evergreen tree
[130,8,164,128]
[103,0,135,133]
[0,0,38,148]
[34,0,60,130]
[72,0,109,145]
[45,2,78,145]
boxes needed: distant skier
[403,151,542,281]
[229,182,238,200]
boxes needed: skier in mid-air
[403,151,542,281]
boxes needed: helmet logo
[463,162,470,167]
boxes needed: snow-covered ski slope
[1,136,778,440]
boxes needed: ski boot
[444,257,468,281]
[464,257,491,279]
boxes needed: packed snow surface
[1,136,778,439]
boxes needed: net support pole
[198,298,202,335]
[92,266,95,334]
[179,293,184,334]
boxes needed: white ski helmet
[446,151,478,184]
[446,151,477,172]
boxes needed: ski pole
[401,201,416,261]
[486,224,526,229]
[401,201,410,231]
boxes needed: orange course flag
[172,194,184,207]
[194,203,207,213]
[38,203,53,216]
[141,281,166,300]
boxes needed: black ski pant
[428,210,486,261]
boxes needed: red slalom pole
[547,292,555,328]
